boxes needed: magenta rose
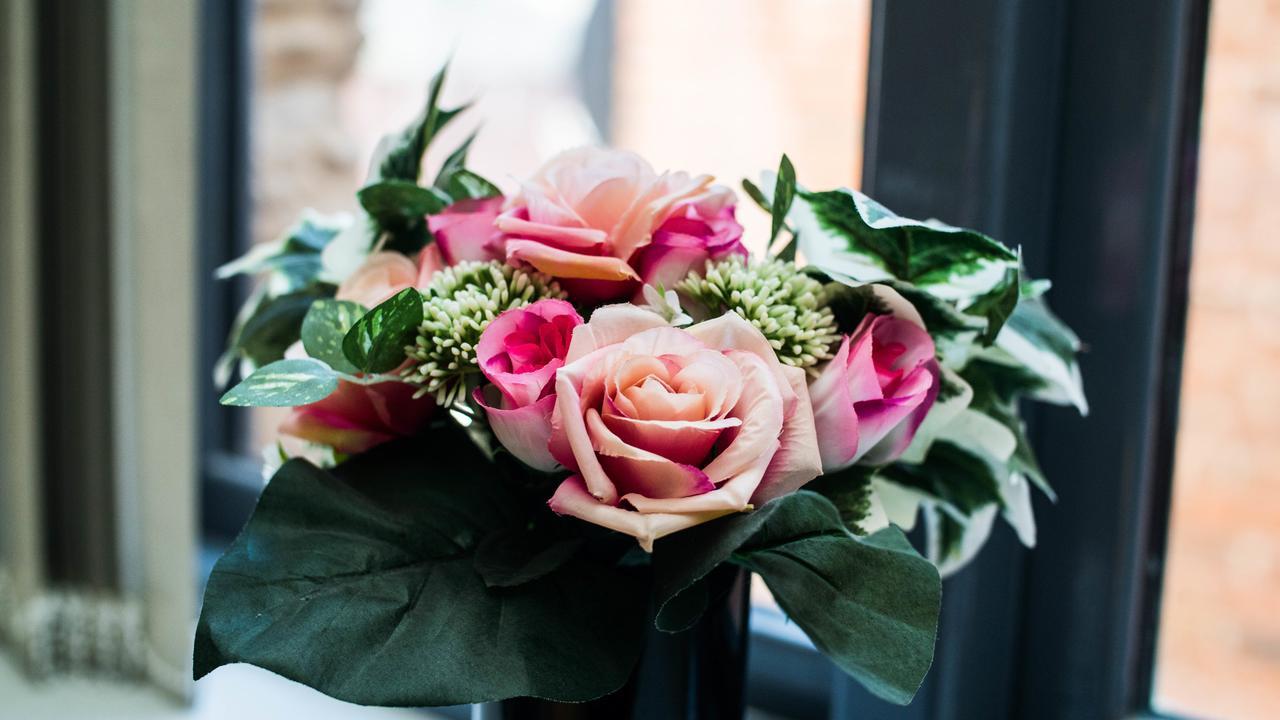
[495,147,737,303]
[809,312,940,470]
[427,196,505,265]
[473,299,584,471]
[632,191,746,292]
[545,305,822,550]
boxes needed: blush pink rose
[545,305,822,550]
[427,197,505,265]
[472,299,583,471]
[809,313,940,470]
[335,248,443,308]
[279,380,434,455]
[496,147,734,303]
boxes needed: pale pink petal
[622,444,775,514]
[505,239,639,282]
[475,388,559,472]
[601,413,739,465]
[565,305,670,362]
[699,351,785,484]
[553,365,618,504]
[686,313,796,410]
[335,251,417,308]
[495,214,608,249]
[547,476,733,552]
[754,365,823,503]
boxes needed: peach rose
[496,147,735,303]
[335,248,443,308]
[545,305,822,550]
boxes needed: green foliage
[877,440,1004,515]
[653,492,940,705]
[342,288,424,374]
[966,263,1020,345]
[985,295,1088,414]
[770,154,797,254]
[357,180,451,223]
[793,188,1017,298]
[433,132,502,201]
[220,284,336,376]
[372,64,459,183]
[194,433,648,706]
[220,358,338,407]
[734,493,941,705]
[300,299,366,374]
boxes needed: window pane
[1154,0,1280,717]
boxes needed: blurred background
[1,1,1276,719]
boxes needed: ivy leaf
[770,154,797,248]
[300,299,366,374]
[342,288,424,374]
[876,440,1004,515]
[357,180,451,223]
[194,433,647,705]
[805,466,875,535]
[793,188,1017,300]
[990,295,1088,414]
[735,492,941,706]
[966,262,1021,345]
[220,358,338,407]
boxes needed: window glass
[1154,0,1280,716]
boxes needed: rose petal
[753,364,823,504]
[475,388,559,472]
[859,359,941,465]
[547,476,734,552]
[565,305,670,362]
[505,239,639,282]
[699,351,785,484]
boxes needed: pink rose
[545,305,822,550]
[632,191,746,292]
[496,147,732,303]
[427,197,505,265]
[335,248,442,308]
[809,313,940,470]
[472,299,583,471]
[279,380,433,455]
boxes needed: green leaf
[965,263,1020,345]
[194,434,648,705]
[342,288,424,374]
[805,466,875,535]
[741,178,770,213]
[991,295,1088,414]
[300,299,366,374]
[793,188,1017,300]
[962,359,1053,498]
[357,180,452,222]
[217,212,343,287]
[229,285,336,370]
[472,529,584,589]
[373,63,465,183]
[440,169,503,202]
[770,154,796,247]
[735,492,941,705]
[220,358,339,407]
[877,440,1003,514]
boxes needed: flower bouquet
[196,67,1085,713]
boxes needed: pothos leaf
[342,288,424,374]
[300,299,366,374]
[219,358,338,407]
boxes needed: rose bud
[546,305,822,550]
[427,197,506,265]
[279,380,433,455]
[472,299,583,471]
[809,313,940,470]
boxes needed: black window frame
[196,1,1214,718]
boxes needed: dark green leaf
[220,358,338,407]
[194,433,647,705]
[342,288,424,374]
[806,466,875,535]
[966,263,1020,345]
[794,188,1017,296]
[357,180,451,222]
[374,63,465,182]
[735,492,941,705]
[993,295,1088,413]
[741,178,770,213]
[876,441,1003,514]
[230,285,335,369]
[300,299,366,374]
[770,154,796,247]
[440,169,503,202]
[473,529,584,589]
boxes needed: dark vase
[473,566,751,720]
